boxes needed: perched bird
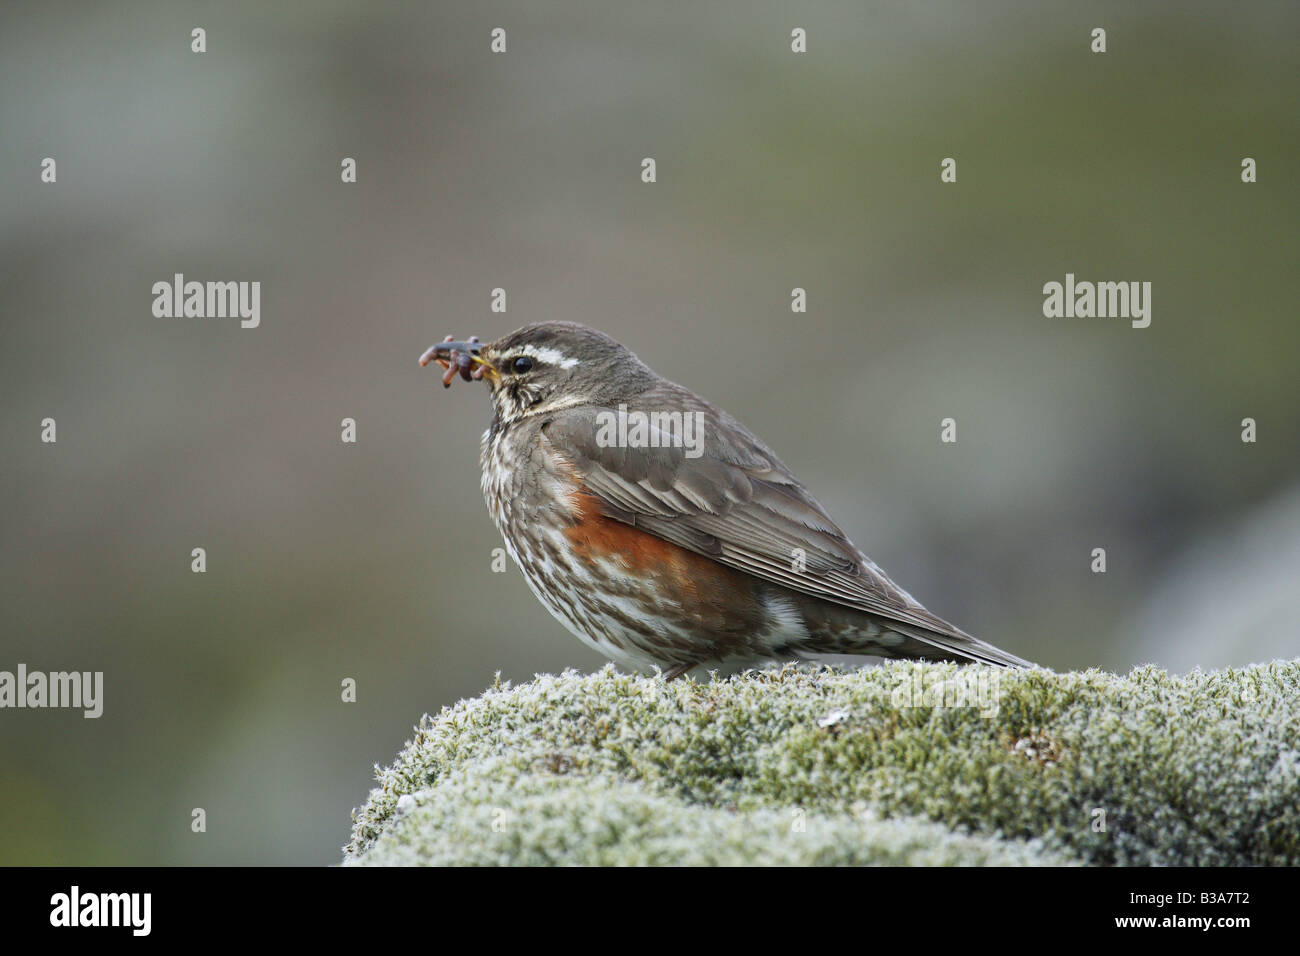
[422,322,1031,678]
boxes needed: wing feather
[541,394,1029,667]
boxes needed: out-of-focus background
[1,1,1296,865]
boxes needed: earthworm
[419,335,484,389]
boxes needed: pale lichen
[344,659,1300,866]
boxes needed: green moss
[344,660,1300,866]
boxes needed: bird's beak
[419,336,499,388]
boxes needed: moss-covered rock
[344,660,1300,866]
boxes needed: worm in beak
[418,335,490,388]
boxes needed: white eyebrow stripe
[498,344,579,369]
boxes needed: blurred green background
[1,1,1296,865]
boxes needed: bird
[421,322,1032,679]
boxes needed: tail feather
[888,621,1034,668]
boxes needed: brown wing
[541,390,1030,668]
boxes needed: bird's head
[421,322,658,424]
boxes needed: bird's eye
[512,356,534,373]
